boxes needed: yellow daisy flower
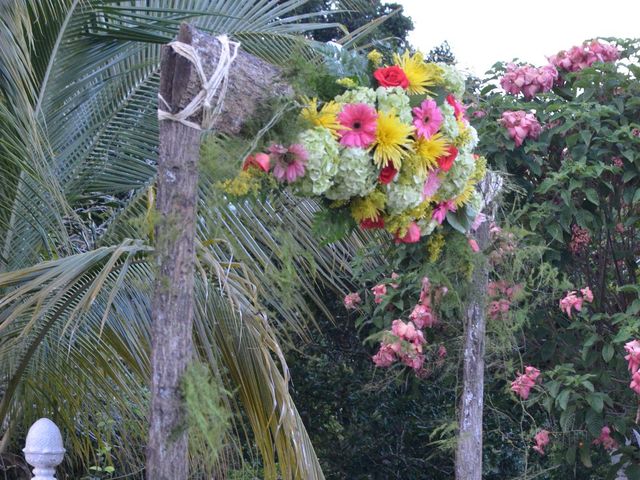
[454,181,476,207]
[393,50,443,95]
[373,111,413,169]
[300,97,342,136]
[415,133,449,170]
[350,190,386,222]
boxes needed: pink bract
[511,366,540,400]
[631,370,640,395]
[412,99,443,139]
[343,292,362,310]
[371,284,387,304]
[337,103,378,148]
[410,303,435,329]
[500,63,558,99]
[533,430,550,455]
[372,343,396,367]
[500,110,541,147]
[593,426,618,451]
[581,286,594,303]
[559,291,583,318]
[625,340,640,373]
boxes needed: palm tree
[0,1,380,477]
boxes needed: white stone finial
[23,418,65,480]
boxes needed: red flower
[360,217,384,229]
[242,152,270,172]
[437,145,458,172]
[373,66,409,89]
[446,94,466,120]
[378,165,397,184]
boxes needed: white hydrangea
[438,63,467,98]
[376,87,412,124]
[436,151,475,200]
[440,102,459,140]
[386,175,424,214]
[334,87,376,106]
[325,148,377,200]
[297,127,341,196]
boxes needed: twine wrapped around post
[157,35,240,130]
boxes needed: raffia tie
[157,35,240,130]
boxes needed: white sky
[398,0,640,76]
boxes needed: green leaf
[585,408,603,437]
[628,299,640,316]
[565,445,576,465]
[587,393,604,413]
[580,129,592,147]
[602,343,615,363]
[547,380,561,398]
[547,223,564,243]
[584,188,599,206]
[556,389,571,410]
[445,211,469,234]
[581,380,595,392]
[560,405,576,432]
[579,444,592,468]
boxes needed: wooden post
[147,23,292,479]
[454,174,501,480]
[147,23,201,480]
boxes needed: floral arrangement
[231,49,486,243]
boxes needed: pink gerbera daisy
[412,99,443,139]
[270,143,308,183]
[337,103,378,148]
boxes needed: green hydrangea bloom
[376,87,412,124]
[386,175,424,214]
[438,63,467,98]
[440,102,460,141]
[325,148,377,200]
[418,218,439,236]
[436,151,475,200]
[335,87,376,106]
[297,127,340,196]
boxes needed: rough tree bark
[455,174,500,480]
[147,23,200,480]
[147,23,292,480]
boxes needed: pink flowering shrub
[510,366,541,399]
[548,40,619,73]
[500,110,542,147]
[500,63,558,99]
[487,280,522,319]
[371,284,387,304]
[559,287,593,318]
[372,319,426,372]
[592,426,618,451]
[532,430,550,455]
[343,292,362,310]
[473,36,640,475]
